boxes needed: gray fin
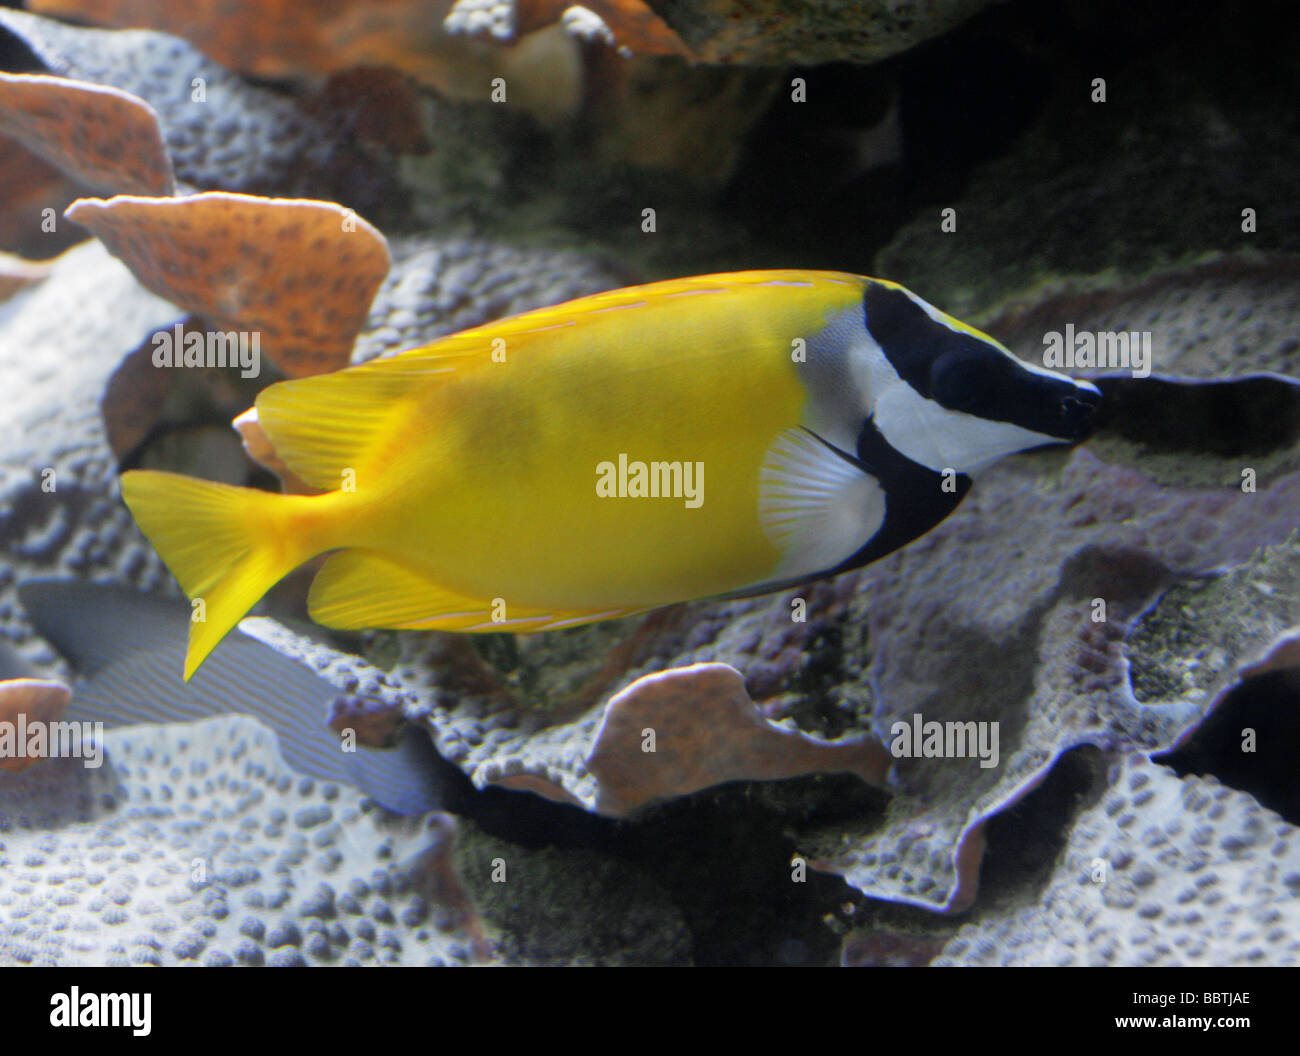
[0,639,36,681]
[17,578,442,815]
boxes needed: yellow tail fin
[119,470,320,680]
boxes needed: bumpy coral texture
[0,716,483,966]
[934,753,1300,966]
[67,193,392,378]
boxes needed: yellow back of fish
[265,271,866,611]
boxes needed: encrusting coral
[0,73,173,196]
[67,193,392,379]
[0,715,488,965]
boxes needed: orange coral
[0,73,173,196]
[28,0,452,80]
[66,193,391,378]
[0,678,72,774]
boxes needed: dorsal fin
[254,367,429,491]
[255,271,865,491]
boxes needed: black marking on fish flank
[829,416,970,574]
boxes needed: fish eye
[929,347,999,412]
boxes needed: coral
[24,0,579,105]
[27,0,456,82]
[241,622,888,816]
[0,73,173,196]
[0,678,72,773]
[586,663,889,816]
[932,752,1300,965]
[444,0,692,57]
[1126,542,1300,715]
[638,0,996,64]
[0,716,487,966]
[0,9,403,217]
[980,255,1300,381]
[67,192,392,378]
[0,240,181,678]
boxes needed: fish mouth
[1056,380,1103,442]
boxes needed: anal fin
[308,551,642,632]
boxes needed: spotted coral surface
[0,716,485,966]
[67,193,392,378]
[0,240,181,679]
[0,73,173,196]
[933,752,1300,966]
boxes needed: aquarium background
[0,0,1298,966]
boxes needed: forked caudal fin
[119,470,324,680]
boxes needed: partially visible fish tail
[119,470,322,681]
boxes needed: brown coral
[66,192,391,378]
[0,678,72,773]
[586,663,890,816]
[0,72,173,196]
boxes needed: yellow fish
[121,270,1100,680]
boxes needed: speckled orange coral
[0,678,72,773]
[0,73,173,196]
[26,0,565,101]
[66,192,391,378]
[28,0,439,77]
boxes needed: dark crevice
[973,745,1109,912]
[1154,668,1300,826]
[439,767,890,965]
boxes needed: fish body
[120,270,1101,679]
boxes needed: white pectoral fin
[758,427,886,580]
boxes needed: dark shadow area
[1091,374,1300,458]
[975,745,1108,911]
[1155,667,1300,826]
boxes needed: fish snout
[1057,380,1103,442]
